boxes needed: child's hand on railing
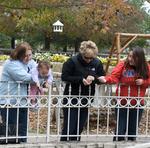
[30,98,37,106]
[135,78,143,85]
[36,82,40,88]
[44,82,49,88]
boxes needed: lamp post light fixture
[53,20,64,32]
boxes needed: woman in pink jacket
[98,47,150,141]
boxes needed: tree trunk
[11,37,15,49]
[74,38,81,52]
[63,44,67,52]
[44,36,50,50]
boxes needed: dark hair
[125,47,149,79]
[37,61,50,70]
[10,42,32,60]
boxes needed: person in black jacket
[60,40,105,141]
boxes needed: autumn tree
[0,0,146,51]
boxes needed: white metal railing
[0,80,149,144]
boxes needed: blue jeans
[0,108,28,143]
[113,108,143,141]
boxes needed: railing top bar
[0,81,29,84]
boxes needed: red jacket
[105,61,150,106]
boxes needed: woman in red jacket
[98,47,150,141]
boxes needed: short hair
[79,40,98,57]
[37,61,50,70]
[10,42,32,60]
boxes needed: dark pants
[113,108,143,141]
[60,107,88,141]
[0,108,28,144]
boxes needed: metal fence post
[46,84,52,143]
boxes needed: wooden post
[105,33,150,73]
[119,35,137,54]
[105,36,116,73]
[116,33,121,63]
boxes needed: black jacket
[61,54,105,96]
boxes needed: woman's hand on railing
[86,75,95,81]
[83,78,92,86]
[83,75,95,86]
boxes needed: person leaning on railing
[98,47,150,142]
[29,60,53,109]
[60,40,105,141]
[0,42,33,144]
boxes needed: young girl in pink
[30,61,53,106]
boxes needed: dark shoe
[0,139,20,144]
[60,136,80,142]
[8,139,20,144]
[113,136,125,141]
[128,137,136,141]
[70,136,80,141]
[0,140,7,144]
[18,138,27,143]
[60,137,67,141]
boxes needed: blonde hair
[79,40,98,57]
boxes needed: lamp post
[53,20,64,53]
[53,20,64,32]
